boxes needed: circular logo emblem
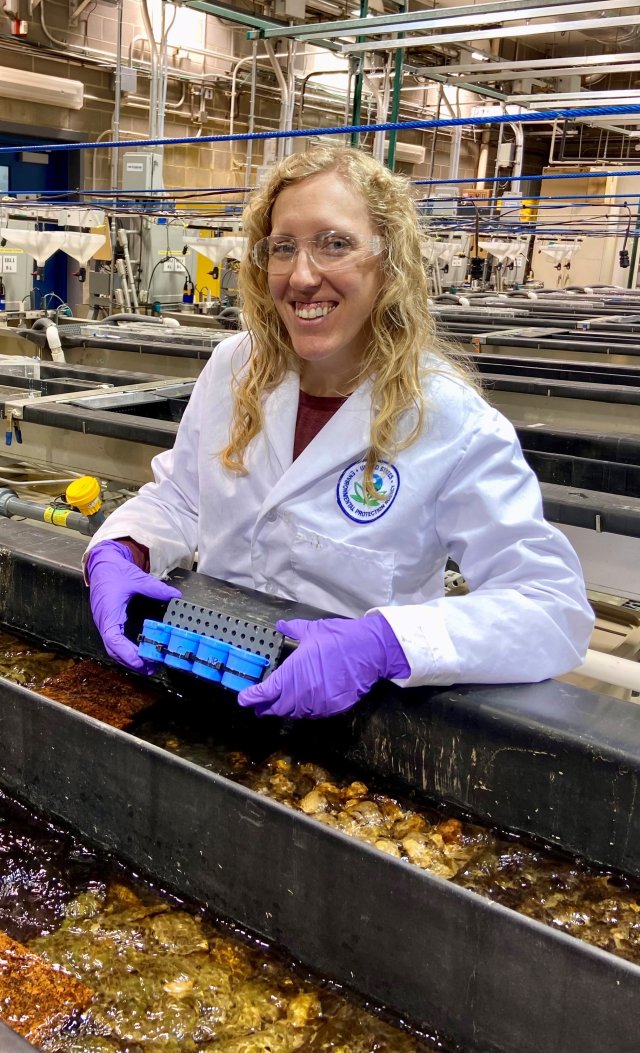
[336,460,400,523]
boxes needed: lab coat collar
[259,372,373,516]
[261,369,300,476]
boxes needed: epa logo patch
[336,461,400,523]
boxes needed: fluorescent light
[0,67,83,109]
[472,51,490,60]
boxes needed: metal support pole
[350,0,368,147]
[110,0,123,192]
[386,0,407,170]
[245,37,258,190]
[627,202,640,288]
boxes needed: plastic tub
[192,637,230,683]
[164,626,200,672]
[221,644,270,691]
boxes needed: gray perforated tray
[163,598,284,671]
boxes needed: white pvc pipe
[572,648,640,693]
[45,323,65,364]
[117,228,139,312]
[115,259,131,312]
[265,41,289,162]
[140,0,159,140]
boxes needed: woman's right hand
[86,540,182,672]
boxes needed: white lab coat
[86,330,594,687]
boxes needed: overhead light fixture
[0,67,83,109]
[472,51,490,61]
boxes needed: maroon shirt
[292,389,348,460]
[119,390,347,572]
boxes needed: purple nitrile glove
[237,613,410,720]
[86,540,182,673]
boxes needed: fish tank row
[2,628,639,1050]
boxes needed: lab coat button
[265,582,276,594]
[266,509,278,523]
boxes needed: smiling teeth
[295,304,336,319]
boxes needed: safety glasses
[252,230,384,274]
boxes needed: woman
[85,145,594,719]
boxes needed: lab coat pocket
[290,525,395,616]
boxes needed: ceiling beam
[492,62,640,81]
[416,51,640,78]
[303,0,640,41]
[339,14,640,55]
[254,0,614,39]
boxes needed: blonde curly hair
[220,144,473,486]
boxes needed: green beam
[350,0,368,147]
[251,33,341,53]
[182,0,285,32]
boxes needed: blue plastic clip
[138,619,171,662]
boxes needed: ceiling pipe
[363,59,392,163]
[297,69,355,128]
[476,38,502,189]
[439,88,463,188]
[264,41,290,162]
[140,0,159,140]
[129,33,240,68]
[91,129,140,191]
[83,76,430,138]
[284,40,298,158]
[156,2,178,143]
[110,0,123,192]
[245,37,258,189]
[506,118,524,179]
[349,0,369,148]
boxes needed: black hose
[100,314,163,325]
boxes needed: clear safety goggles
[252,230,384,274]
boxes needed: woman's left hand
[237,613,410,719]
